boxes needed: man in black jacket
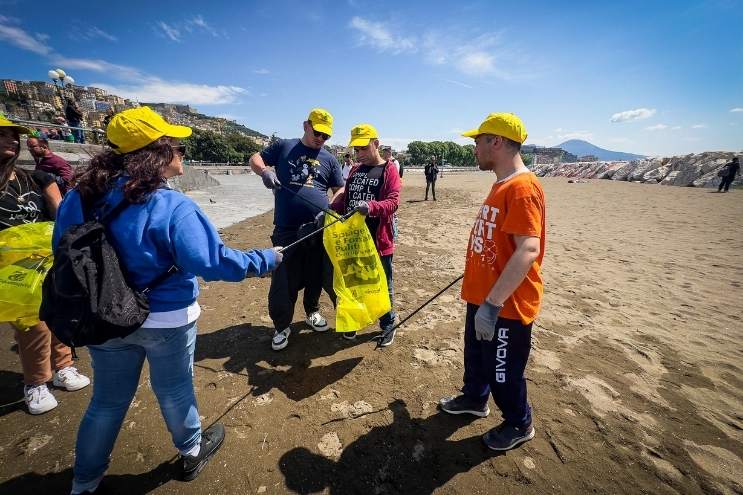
[718,157,740,192]
[424,156,439,201]
[64,100,84,144]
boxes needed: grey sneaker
[341,331,357,340]
[438,394,489,417]
[482,422,535,451]
[272,328,291,351]
[377,327,396,347]
[181,423,225,481]
[305,312,329,332]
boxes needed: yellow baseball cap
[349,123,379,147]
[462,112,528,143]
[308,108,333,137]
[107,106,192,154]
[0,114,32,135]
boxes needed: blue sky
[1,0,741,156]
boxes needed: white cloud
[93,80,248,105]
[51,56,146,81]
[611,108,656,123]
[349,16,416,54]
[253,68,270,75]
[646,124,668,131]
[730,108,743,113]
[157,21,181,42]
[422,31,516,79]
[671,126,682,130]
[188,15,218,37]
[443,79,473,89]
[0,16,51,55]
[691,123,707,129]
[554,129,593,141]
[456,52,494,75]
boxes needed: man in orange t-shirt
[439,113,546,452]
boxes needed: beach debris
[318,432,343,459]
[16,434,52,456]
[253,393,273,406]
[523,456,536,470]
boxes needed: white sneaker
[272,328,291,351]
[24,384,58,415]
[53,366,91,391]
[305,312,329,332]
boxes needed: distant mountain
[555,139,645,161]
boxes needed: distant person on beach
[0,115,83,417]
[381,146,401,177]
[249,108,344,351]
[439,113,546,452]
[331,124,401,345]
[424,156,439,200]
[341,153,353,182]
[27,136,74,194]
[717,157,739,193]
[53,107,283,493]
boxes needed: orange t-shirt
[461,171,546,324]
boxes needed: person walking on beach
[439,113,546,452]
[382,146,402,177]
[0,115,88,416]
[424,156,439,200]
[53,107,283,493]
[27,136,74,194]
[330,124,401,345]
[249,108,344,351]
[717,156,739,193]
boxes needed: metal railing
[10,118,105,144]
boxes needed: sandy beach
[0,172,741,494]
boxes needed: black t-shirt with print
[0,169,55,230]
[344,164,385,235]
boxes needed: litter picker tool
[277,210,356,253]
[373,274,464,349]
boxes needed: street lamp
[48,68,75,100]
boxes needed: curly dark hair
[75,138,178,204]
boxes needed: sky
[1,0,742,156]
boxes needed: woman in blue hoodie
[53,107,282,494]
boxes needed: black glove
[297,212,325,240]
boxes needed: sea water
[186,173,274,229]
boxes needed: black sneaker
[181,423,225,481]
[482,422,535,451]
[377,328,396,347]
[438,395,490,417]
[341,331,357,340]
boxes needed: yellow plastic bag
[323,212,390,332]
[0,222,54,329]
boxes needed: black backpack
[40,199,177,350]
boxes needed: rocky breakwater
[532,151,740,188]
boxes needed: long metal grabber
[277,210,356,253]
[373,274,465,349]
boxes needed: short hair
[28,136,49,147]
[484,135,521,153]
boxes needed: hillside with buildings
[0,78,268,146]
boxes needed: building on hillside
[579,155,599,162]
[533,147,578,164]
[1,80,18,95]
[89,87,107,99]
[79,98,97,112]
[95,101,113,112]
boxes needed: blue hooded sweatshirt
[52,178,278,313]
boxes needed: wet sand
[1,172,741,494]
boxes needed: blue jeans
[72,323,201,493]
[379,254,396,330]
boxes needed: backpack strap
[141,264,179,294]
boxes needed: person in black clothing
[718,157,740,193]
[424,156,439,200]
[64,100,85,144]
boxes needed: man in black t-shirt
[424,156,439,201]
[249,108,344,351]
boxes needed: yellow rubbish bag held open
[0,222,54,329]
[323,212,390,332]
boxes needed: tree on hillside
[185,129,261,163]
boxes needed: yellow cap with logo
[462,112,528,144]
[308,108,333,137]
[107,106,192,154]
[0,114,32,135]
[349,123,379,147]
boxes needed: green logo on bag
[7,270,27,282]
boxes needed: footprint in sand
[330,400,373,418]
[318,432,343,459]
[412,348,457,368]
